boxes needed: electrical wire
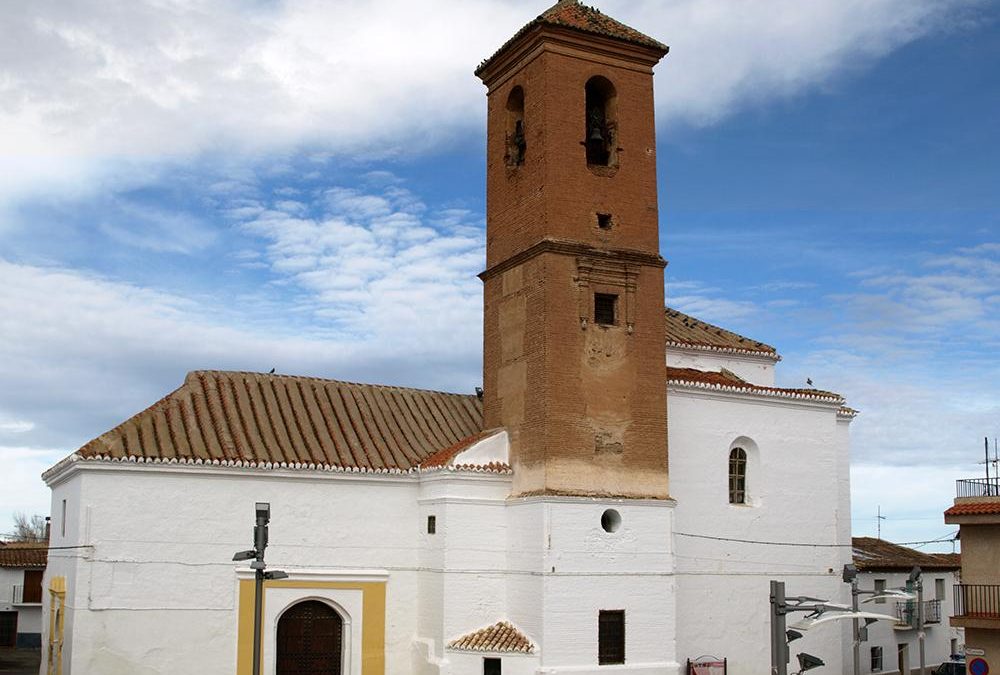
[675,531,959,548]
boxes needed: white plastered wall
[42,464,423,675]
[668,386,852,675]
[666,346,778,387]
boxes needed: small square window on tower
[594,293,617,326]
[597,213,613,229]
[483,657,502,675]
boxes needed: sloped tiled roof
[477,0,667,76]
[73,371,483,472]
[667,367,843,403]
[0,543,48,568]
[448,621,535,654]
[418,428,510,474]
[931,552,962,567]
[945,502,1000,517]
[665,308,777,357]
[852,537,960,571]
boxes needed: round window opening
[601,509,622,533]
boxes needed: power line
[675,531,959,548]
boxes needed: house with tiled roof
[851,537,963,674]
[40,3,856,675]
[0,542,47,648]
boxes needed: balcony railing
[956,477,1000,498]
[895,599,941,628]
[955,584,1000,620]
[11,583,42,604]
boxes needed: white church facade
[41,3,855,674]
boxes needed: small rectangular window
[598,609,625,665]
[483,657,501,675]
[61,499,67,538]
[594,294,616,326]
[935,578,945,600]
[871,646,883,672]
[597,213,612,229]
[427,515,436,534]
[874,579,886,604]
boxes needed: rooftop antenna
[875,504,886,539]
[976,437,999,496]
[876,506,886,540]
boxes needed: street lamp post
[844,565,862,675]
[910,566,926,675]
[233,502,288,675]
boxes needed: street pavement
[0,649,40,675]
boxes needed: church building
[41,2,854,674]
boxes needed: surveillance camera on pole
[232,502,286,675]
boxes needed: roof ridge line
[667,377,844,404]
[186,370,478,399]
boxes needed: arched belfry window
[584,76,617,167]
[729,447,747,504]
[506,86,526,167]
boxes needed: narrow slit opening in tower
[506,86,526,167]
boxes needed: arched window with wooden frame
[729,447,747,504]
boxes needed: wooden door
[276,600,343,675]
[0,612,16,647]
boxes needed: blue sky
[1,0,997,550]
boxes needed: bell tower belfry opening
[476,0,670,499]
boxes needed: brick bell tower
[477,1,670,499]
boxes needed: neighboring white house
[0,542,47,649]
[852,537,963,675]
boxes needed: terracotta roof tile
[448,621,535,654]
[665,308,777,357]
[667,367,843,402]
[74,371,483,472]
[0,543,48,568]
[931,552,962,566]
[477,1,667,76]
[945,502,1000,517]
[419,430,493,468]
[852,537,960,571]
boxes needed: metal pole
[917,578,926,675]
[770,580,788,675]
[852,577,861,675]
[252,503,269,675]
[253,569,263,675]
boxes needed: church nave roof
[73,370,483,471]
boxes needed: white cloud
[0,0,985,205]
[0,447,65,535]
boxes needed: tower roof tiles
[477,0,667,76]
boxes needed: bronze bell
[588,124,604,142]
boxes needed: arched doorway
[276,600,344,675]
